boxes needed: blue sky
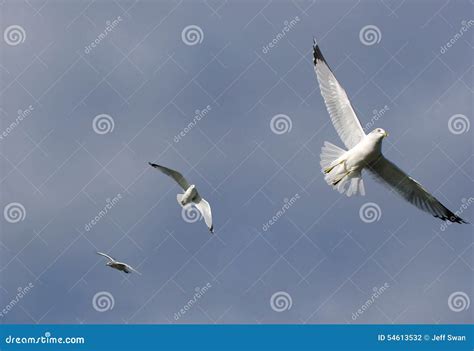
[0,0,472,324]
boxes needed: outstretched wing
[126,265,142,275]
[96,252,115,262]
[368,156,466,223]
[313,41,366,149]
[194,197,214,233]
[148,163,190,190]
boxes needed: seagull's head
[370,128,388,140]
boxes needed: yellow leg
[332,171,351,186]
[324,159,345,174]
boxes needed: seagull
[313,40,466,223]
[96,252,142,275]
[148,162,214,233]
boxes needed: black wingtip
[436,213,468,224]
[148,162,158,168]
[209,225,214,234]
[312,40,327,67]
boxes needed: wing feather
[368,156,466,223]
[194,197,213,233]
[313,42,366,149]
[97,252,115,262]
[148,163,190,190]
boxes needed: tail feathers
[320,141,346,169]
[320,142,365,197]
[327,170,365,197]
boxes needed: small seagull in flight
[148,162,214,233]
[96,252,142,275]
[313,40,466,223]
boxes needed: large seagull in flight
[313,40,466,223]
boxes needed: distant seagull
[313,40,466,223]
[96,252,142,275]
[148,162,214,233]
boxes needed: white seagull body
[313,41,466,223]
[96,252,141,275]
[148,162,214,233]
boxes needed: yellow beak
[384,131,388,138]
